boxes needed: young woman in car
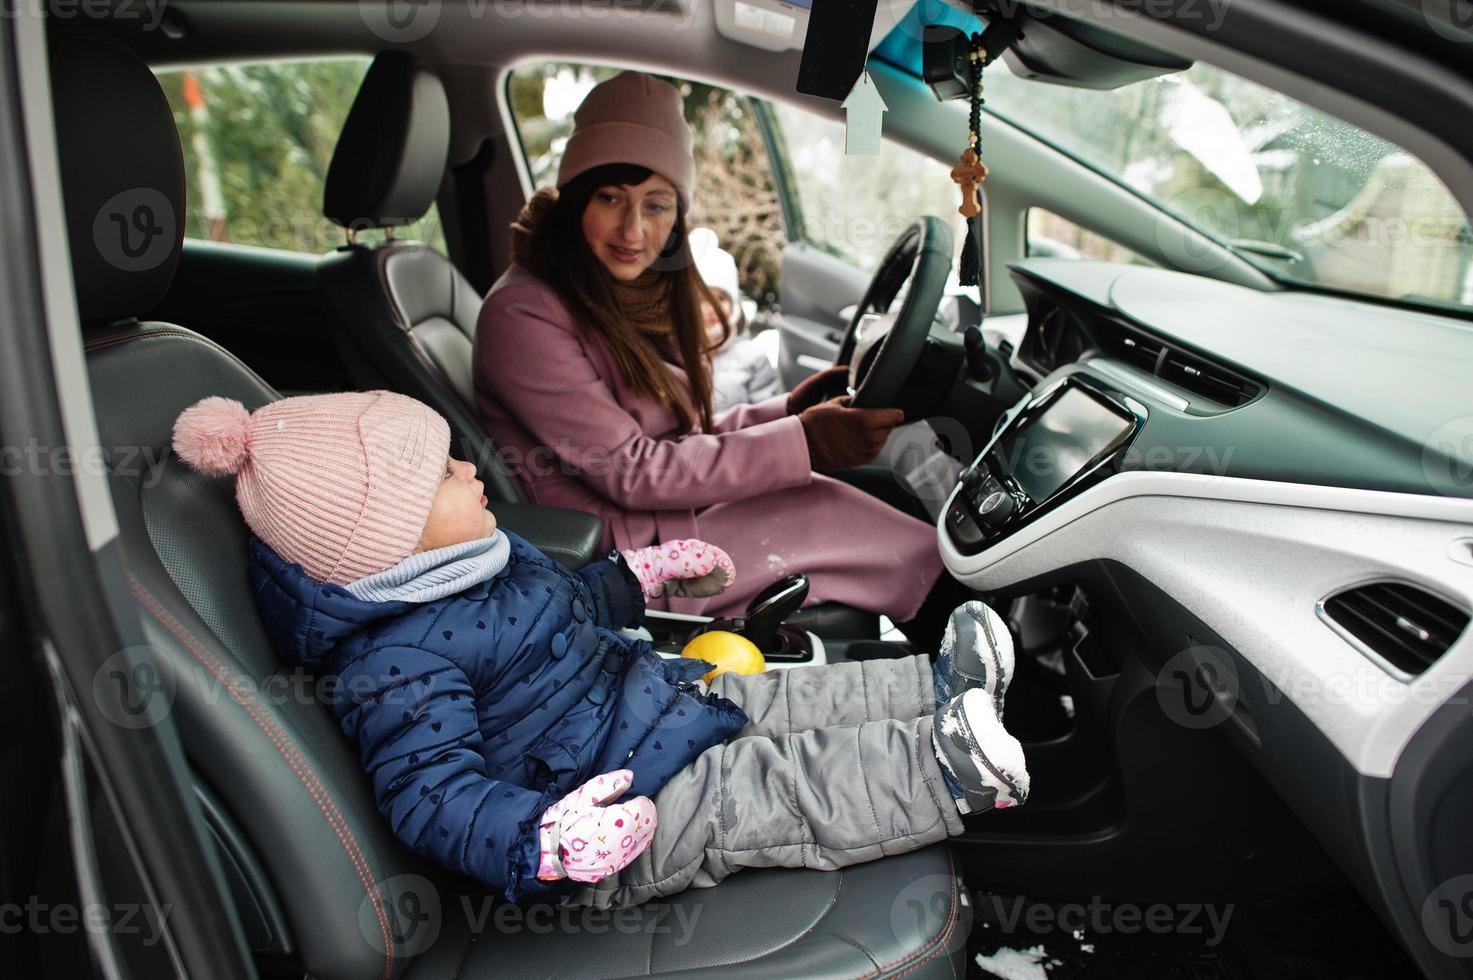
[171,388,1027,906]
[474,71,966,645]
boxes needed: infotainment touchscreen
[996,387,1134,502]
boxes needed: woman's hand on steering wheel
[798,396,904,472]
[786,365,852,416]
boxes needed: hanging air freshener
[842,67,888,156]
[951,33,989,290]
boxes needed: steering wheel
[834,216,953,409]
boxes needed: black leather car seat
[315,51,525,502]
[54,34,967,980]
[318,52,881,641]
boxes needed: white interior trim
[939,470,1473,777]
[15,13,120,552]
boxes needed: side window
[766,101,970,287]
[1026,208,1151,265]
[155,59,446,253]
[506,62,786,307]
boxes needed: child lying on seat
[173,390,1029,907]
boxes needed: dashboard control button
[978,490,1017,531]
[946,500,986,547]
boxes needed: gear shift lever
[742,573,809,652]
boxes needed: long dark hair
[510,163,725,433]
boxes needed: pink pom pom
[172,396,252,476]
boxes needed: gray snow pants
[569,654,965,908]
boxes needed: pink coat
[473,264,942,619]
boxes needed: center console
[944,373,1145,555]
[624,573,830,668]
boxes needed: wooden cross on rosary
[951,149,988,219]
[951,37,989,219]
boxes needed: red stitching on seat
[83,327,279,398]
[128,575,394,980]
[856,850,962,979]
[84,325,198,351]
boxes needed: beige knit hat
[556,71,695,206]
[171,391,451,585]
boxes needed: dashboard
[935,258,1473,975]
[942,257,1473,774]
[1007,259,1473,499]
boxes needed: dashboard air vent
[1322,583,1470,675]
[1101,318,1263,410]
[1116,332,1165,372]
[1158,350,1263,407]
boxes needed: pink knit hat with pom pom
[172,391,451,585]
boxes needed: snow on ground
[973,945,1061,980]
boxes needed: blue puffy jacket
[248,530,749,902]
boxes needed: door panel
[776,242,870,389]
[150,241,354,394]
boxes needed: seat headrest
[52,36,185,328]
[323,52,450,232]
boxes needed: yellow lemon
[681,630,765,683]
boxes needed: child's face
[702,293,734,344]
[416,457,497,552]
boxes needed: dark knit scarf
[609,268,674,338]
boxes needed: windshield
[981,57,1473,312]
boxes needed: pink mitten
[536,770,658,883]
[621,539,736,600]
